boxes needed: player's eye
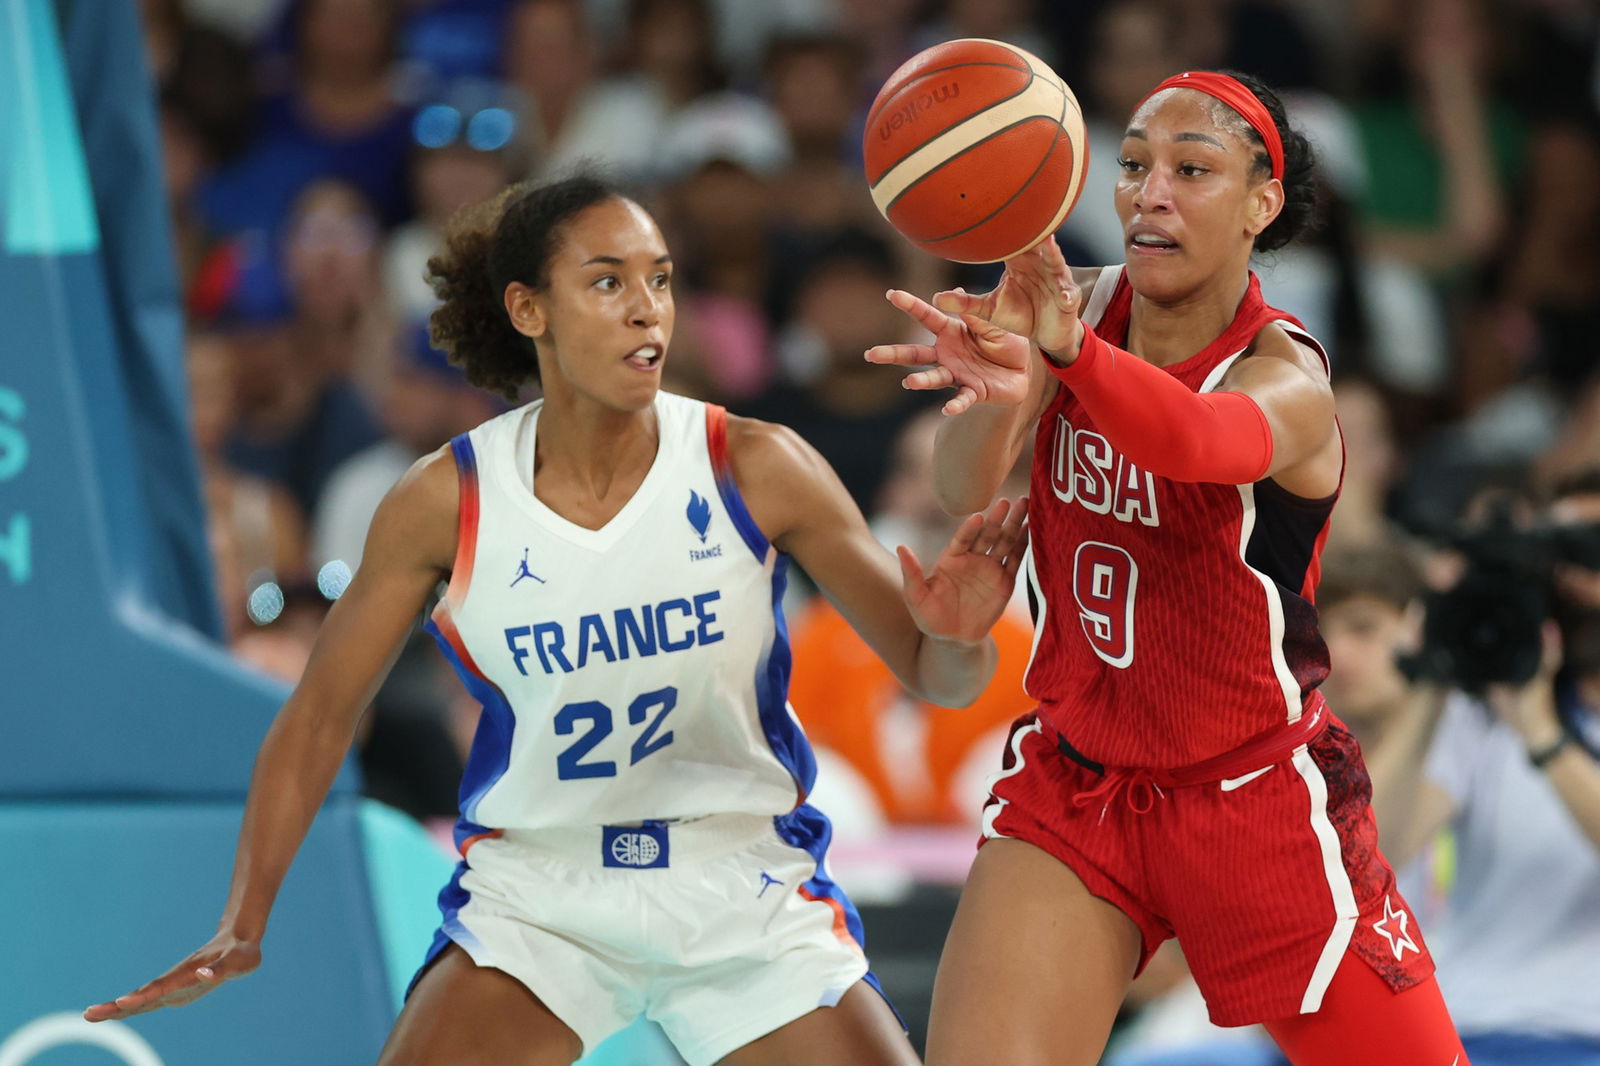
[652,272,671,289]
[594,275,620,291]
[1178,164,1208,177]
[1117,156,1143,173]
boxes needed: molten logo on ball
[876,84,960,140]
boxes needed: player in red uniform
[867,71,1470,1066]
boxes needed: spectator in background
[749,228,934,511]
[1364,473,1600,1066]
[763,34,877,235]
[790,410,1037,828]
[312,324,499,571]
[1350,0,1516,283]
[617,0,727,113]
[281,180,394,395]
[913,0,1055,69]
[653,95,792,402]
[200,0,417,236]
[383,81,525,320]
[1325,378,1403,552]
[1058,0,1193,268]
[503,0,658,182]
[187,331,310,636]
[218,235,382,518]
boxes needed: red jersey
[1024,266,1336,768]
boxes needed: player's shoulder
[1244,320,1331,383]
[724,413,822,479]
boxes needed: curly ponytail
[427,173,621,400]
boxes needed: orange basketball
[863,38,1087,264]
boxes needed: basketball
[863,39,1087,264]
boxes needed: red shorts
[981,712,1436,1027]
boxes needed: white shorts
[410,805,885,1066]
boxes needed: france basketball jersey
[1023,266,1338,768]
[425,392,815,846]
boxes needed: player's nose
[1133,168,1175,212]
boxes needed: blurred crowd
[145,0,1600,1058]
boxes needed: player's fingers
[1001,521,1031,577]
[958,312,1010,345]
[942,386,977,416]
[993,499,1029,558]
[896,544,926,594]
[932,288,987,316]
[944,510,986,558]
[902,365,956,391]
[864,343,934,366]
[971,499,1011,555]
[886,288,950,333]
[998,495,1030,540]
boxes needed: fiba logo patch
[602,824,670,868]
[610,833,659,866]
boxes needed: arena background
[2,0,1597,1063]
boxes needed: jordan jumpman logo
[757,871,784,898]
[509,548,546,588]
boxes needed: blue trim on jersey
[753,554,818,799]
[712,464,769,563]
[425,616,516,827]
[774,803,895,1015]
[449,431,477,483]
[407,861,471,1000]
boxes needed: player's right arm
[866,248,1097,514]
[84,448,459,1023]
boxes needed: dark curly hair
[426,174,621,399]
[1206,70,1319,253]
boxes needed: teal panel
[0,0,99,254]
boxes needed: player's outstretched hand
[931,237,1083,357]
[84,932,260,1022]
[867,289,1033,415]
[900,496,1029,644]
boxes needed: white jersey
[426,392,815,841]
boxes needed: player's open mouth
[625,344,663,370]
[1128,224,1179,254]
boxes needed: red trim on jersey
[429,602,497,690]
[798,884,857,945]
[459,828,504,858]
[1045,322,1275,484]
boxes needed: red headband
[1141,72,1284,181]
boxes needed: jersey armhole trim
[441,432,480,611]
[705,405,772,563]
[1081,265,1123,329]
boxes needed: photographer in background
[1369,471,1600,1066]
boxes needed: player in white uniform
[86,175,1030,1066]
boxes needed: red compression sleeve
[1043,322,1274,484]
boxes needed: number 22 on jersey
[555,685,678,780]
[1073,542,1138,668]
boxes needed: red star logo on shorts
[1372,895,1419,961]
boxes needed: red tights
[1265,952,1468,1066]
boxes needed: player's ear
[1245,177,1284,238]
[505,282,547,340]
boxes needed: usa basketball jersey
[1024,267,1337,768]
[426,392,815,845]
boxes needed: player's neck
[533,397,660,502]
[1125,270,1250,369]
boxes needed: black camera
[1405,511,1600,693]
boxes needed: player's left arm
[728,415,1025,708]
[1039,317,1339,492]
[1214,323,1342,496]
